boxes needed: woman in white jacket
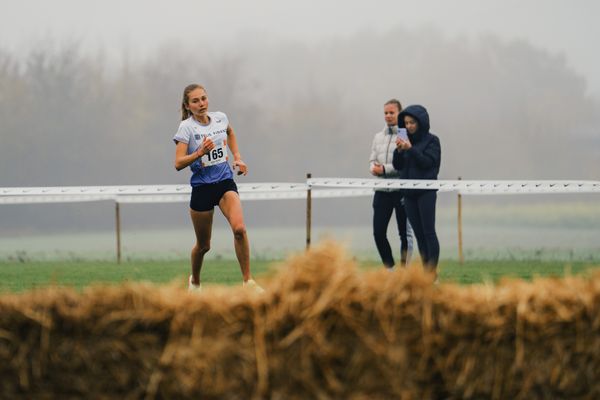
[369,99,413,269]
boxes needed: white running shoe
[243,279,265,293]
[188,275,202,293]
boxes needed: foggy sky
[1,0,599,238]
[2,0,600,96]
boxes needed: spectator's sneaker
[243,279,265,293]
[188,275,202,293]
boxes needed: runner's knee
[232,224,246,240]
[194,242,211,255]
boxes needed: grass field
[0,258,598,293]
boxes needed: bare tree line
[1,27,598,230]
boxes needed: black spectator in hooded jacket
[392,104,441,274]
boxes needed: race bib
[200,140,228,167]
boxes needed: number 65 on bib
[201,140,228,167]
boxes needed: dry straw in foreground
[0,242,599,399]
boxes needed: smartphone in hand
[397,128,408,141]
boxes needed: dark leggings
[404,191,439,270]
[373,191,410,268]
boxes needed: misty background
[0,0,599,259]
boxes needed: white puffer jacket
[369,125,400,178]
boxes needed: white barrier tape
[116,188,374,203]
[309,178,454,192]
[2,178,599,205]
[240,183,309,193]
[0,195,116,204]
[114,189,374,203]
[308,178,600,194]
[115,195,189,204]
[112,192,311,203]
[0,184,373,204]
[0,185,188,196]
[0,183,308,197]
[243,188,374,200]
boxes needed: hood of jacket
[398,105,430,142]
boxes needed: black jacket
[392,105,441,196]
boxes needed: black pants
[372,191,411,268]
[404,190,439,270]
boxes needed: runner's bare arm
[174,138,214,171]
[227,124,247,175]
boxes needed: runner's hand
[233,160,248,176]
[198,137,215,157]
